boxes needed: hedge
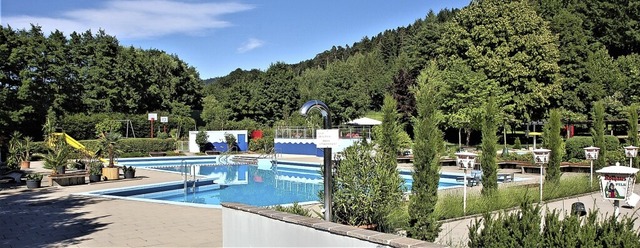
[32,138,177,159]
[565,135,620,160]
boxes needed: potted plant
[25,173,43,189]
[122,166,136,179]
[39,137,72,175]
[98,131,122,180]
[8,132,32,170]
[88,161,103,183]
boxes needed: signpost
[456,151,477,215]
[596,165,639,218]
[533,148,551,203]
[148,113,157,138]
[315,129,339,148]
[584,146,600,188]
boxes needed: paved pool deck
[1,156,639,247]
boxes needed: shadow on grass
[0,185,111,247]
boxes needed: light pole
[584,146,600,188]
[300,100,333,221]
[533,148,550,203]
[624,145,638,168]
[455,151,477,215]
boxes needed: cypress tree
[545,109,562,184]
[481,96,498,196]
[407,62,444,241]
[628,105,639,168]
[379,94,401,169]
[591,101,606,170]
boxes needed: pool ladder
[181,160,197,202]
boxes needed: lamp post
[533,148,551,203]
[456,151,477,215]
[300,100,333,221]
[624,145,638,168]
[584,146,600,188]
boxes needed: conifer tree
[545,109,563,184]
[481,96,498,195]
[407,62,444,241]
[592,101,606,170]
[379,94,401,169]
[628,105,639,168]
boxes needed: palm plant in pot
[40,137,73,175]
[97,131,122,180]
[26,173,43,189]
[8,132,33,170]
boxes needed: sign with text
[160,116,168,123]
[316,129,339,148]
[148,113,157,121]
[600,174,632,200]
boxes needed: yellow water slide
[53,133,108,163]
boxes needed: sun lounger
[0,171,23,184]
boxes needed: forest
[1,0,639,142]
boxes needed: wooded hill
[2,0,639,141]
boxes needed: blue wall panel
[275,142,324,156]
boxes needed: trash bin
[571,202,586,216]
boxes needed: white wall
[223,207,382,247]
[188,130,248,153]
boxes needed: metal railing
[275,126,373,139]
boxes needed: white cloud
[237,38,264,53]
[3,0,254,39]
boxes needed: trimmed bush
[118,138,176,153]
[513,137,522,149]
[565,136,593,160]
[565,135,620,161]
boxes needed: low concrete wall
[222,203,445,247]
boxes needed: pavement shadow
[0,186,111,247]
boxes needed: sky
[1,0,470,79]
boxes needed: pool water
[88,156,467,207]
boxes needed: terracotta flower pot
[20,161,30,169]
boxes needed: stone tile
[367,233,403,245]
[327,225,359,236]
[388,237,429,248]
[311,222,343,231]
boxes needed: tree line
[202,0,640,140]
[0,25,202,141]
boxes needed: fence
[275,126,373,140]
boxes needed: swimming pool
[83,156,470,207]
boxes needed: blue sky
[1,0,469,79]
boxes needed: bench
[205,150,220,155]
[149,152,167,157]
[497,173,515,183]
[48,171,86,187]
[455,176,479,187]
[397,156,413,163]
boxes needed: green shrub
[195,131,208,152]
[329,141,404,230]
[272,202,310,217]
[604,135,620,151]
[565,135,620,161]
[468,199,640,247]
[118,138,176,153]
[499,152,533,162]
[513,137,522,149]
[565,136,593,160]
[157,132,169,139]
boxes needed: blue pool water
[88,156,469,207]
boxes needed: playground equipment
[53,133,107,163]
